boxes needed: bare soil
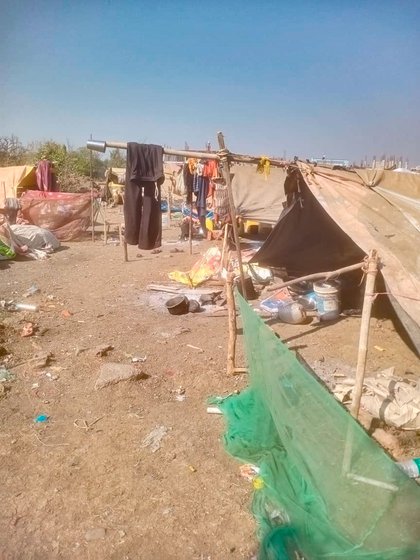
[0,215,418,559]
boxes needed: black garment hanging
[124,143,164,250]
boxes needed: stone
[95,363,148,390]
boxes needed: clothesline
[86,139,288,168]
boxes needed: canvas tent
[252,163,420,353]
[231,163,287,225]
[0,165,37,205]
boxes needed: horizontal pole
[86,139,288,167]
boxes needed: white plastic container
[313,280,341,321]
[397,458,420,478]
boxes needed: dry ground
[0,216,418,559]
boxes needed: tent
[0,165,37,204]
[252,163,420,353]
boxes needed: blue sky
[1,0,419,164]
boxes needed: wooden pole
[226,273,237,375]
[217,132,248,300]
[89,134,95,242]
[267,261,366,292]
[342,250,379,475]
[87,140,288,168]
[221,223,229,269]
[188,200,193,255]
[350,250,379,418]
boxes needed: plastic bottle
[397,458,420,478]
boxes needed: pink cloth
[36,160,57,192]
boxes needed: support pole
[226,273,237,375]
[189,200,193,255]
[217,132,248,300]
[89,134,95,242]
[351,250,379,418]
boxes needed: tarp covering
[0,165,37,204]
[218,293,420,559]
[19,190,92,241]
[253,164,420,351]
[231,164,287,225]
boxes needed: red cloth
[36,160,57,192]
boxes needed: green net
[218,293,420,559]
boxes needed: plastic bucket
[313,280,341,321]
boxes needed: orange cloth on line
[203,159,219,179]
[188,158,197,174]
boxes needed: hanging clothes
[124,143,164,250]
[36,160,57,192]
[183,162,194,204]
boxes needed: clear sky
[1,0,419,164]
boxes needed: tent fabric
[252,163,420,351]
[0,165,37,204]
[19,190,92,241]
[231,164,287,224]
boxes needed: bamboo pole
[267,261,366,292]
[350,250,379,418]
[217,132,248,301]
[342,250,379,475]
[226,273,237,375]
[86,140,288,168]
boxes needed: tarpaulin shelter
[19,190,93,241]
[252,163,420,353]
[231,164,287,225]
[0,165,37,204]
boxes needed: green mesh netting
[218,293,420,559]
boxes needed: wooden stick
[267,261,365,292]
[217,132,248,301]
[342,250,379,475]
[189,200,193,255]
[221,224,229,269]
[351,250,379,418]
[123,238,128,262]
[226,273,237,375]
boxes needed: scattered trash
[141,425,168,452]
[85,528,106,541]
[34,414,49,423]
[74,416,104,431]
[61,309,73,318]
[1,300,39,312]
[45,371,60,381]
[362,368,420,430]
[169,247,184,254]
[169,246,222,287]
[187,344,204,352]
[95,362,149,390]
[188,465,197,473]
[239,464,261,482]
[131,355,147,363]
[23,285,40,298]
[175,386,186,401]
[21,322,35,337]
[151,248,162,255]
[93,344,114,357]
[0,366,15,383]
[374,345,385,352]
[207,406,222,414]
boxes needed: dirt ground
[0,214,419,560]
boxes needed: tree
[0,135,27,166]
[108,148,126,169]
